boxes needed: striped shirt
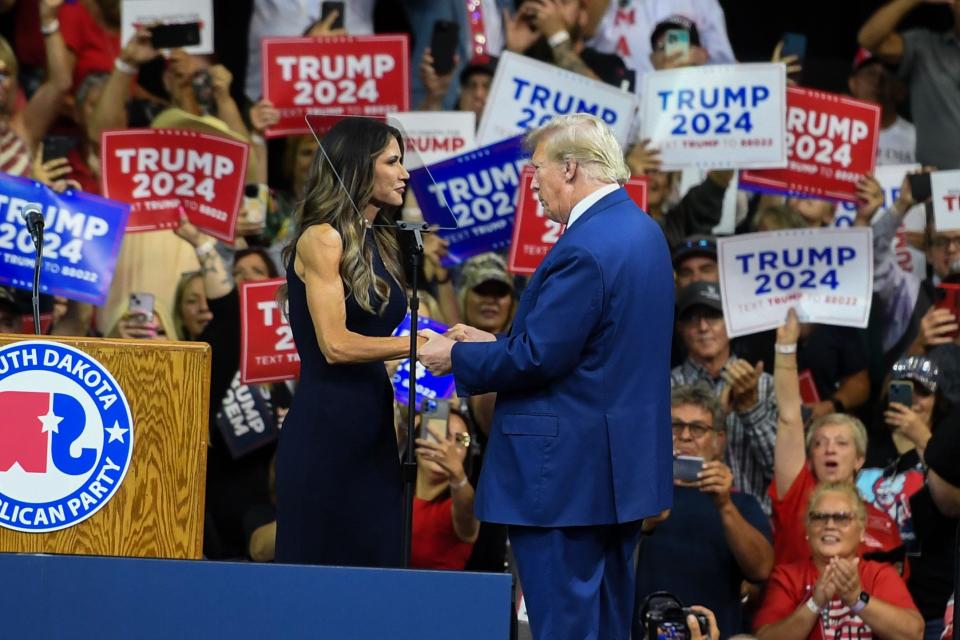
[671,356,778,514]
[0,126,31,177]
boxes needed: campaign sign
[640,63,787,170]
[240,278,300,385]
[932,170,960,232]
[476,51,639,147]
[121,0,214,55]
[391,315,455,407]
[0,174,130,305]
[101,129,248,243]
[390,111,476,170]
[717,228,873,337]
[0,340,133,532]
[741,87,881,202]
[508,166,648,275]
[262,35,410,138]
[409,136,525,265]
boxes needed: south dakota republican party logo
[0,341,133,532]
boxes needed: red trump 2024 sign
[101,129,249,242]
[262,35,410,138]
[740,87,880,202]
[240,278,301,385]
[508,166,648,275]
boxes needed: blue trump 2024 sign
[0,174,130,305]
[391,314,455,407]
[409,136,525,266]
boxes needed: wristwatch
[849,591,870,614]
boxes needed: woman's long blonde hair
[281,118,405,314]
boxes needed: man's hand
[39,0,62,25]
[119,27,159,68]
[419,329,456,375]
[697,460,733,509]
[307,9,347,37]
[445,323,497,343]
[772,41,803,85]
[916,307,958,350]
[503,6,539,53]
[528,0,571,38]
[778,307,801,344]
[722,359,764,413]
[419,48,457,104]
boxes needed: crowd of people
[1,0,959,638]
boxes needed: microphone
[21,203,44,247]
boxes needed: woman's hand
[115,313,160,340]
[32,153,72,186]
[778,307,800,345]
[625,139,662,176]
[812,562,839,608]
[249,99,280,135]
[772,40,802,85]
[415,423,468,486]
[885,402,932,447]
[830,557,862,608]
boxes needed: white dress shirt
[566,182,620,229]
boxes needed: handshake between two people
[418,324,497,376]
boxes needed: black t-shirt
[636,486,772,638]
[796,324,869,401]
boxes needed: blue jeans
[924,617,945,640]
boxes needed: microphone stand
[396,220,429,568]
[29,222,43,336]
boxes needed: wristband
[775,343,798,354]
[805,598,821,614]
[194,240,216,258]
[40,19,59,36]
[434,273,451,285]
[548,30,571,48]
[849,591,870,614]
[249,133,266,146]
[114,57,138,76]
[449,475,469,491]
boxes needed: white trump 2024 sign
[477,51,638,147]
[641,63,787,170]
[389,111,476,170]
[717,228,873,337]
[932,170,960,232]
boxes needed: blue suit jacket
[451,188,675,527]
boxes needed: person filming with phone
[636,383,773,638]
[409,400,480,570]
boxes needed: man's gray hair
[670,382,726,432]
[524,114,630,185]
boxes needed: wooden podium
[0,335,211,559]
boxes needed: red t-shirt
[410,496,473,570]
[58,4,120,89]
[754,558,918,639]
[769,466,902,566]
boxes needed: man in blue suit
[419,113,675,640]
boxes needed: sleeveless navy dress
[276,233,406,566]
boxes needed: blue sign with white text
[0,174,130,305]
[391,314,456,407]
[409,136,525,266]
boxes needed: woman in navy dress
[275,118,420,566]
